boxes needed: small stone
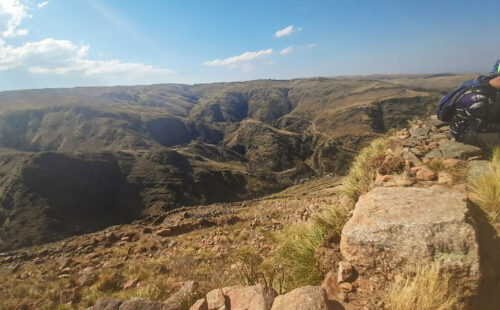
[442,158,461,168]
[156,228,171,237]
[339,282,353,293]
[321,271,340,301]
[190,299,208,310]
[143,227,152,234]
[375,174,393,185]
[271,286,329,310]
[87,297,122,310]
[438,172,453,185]
[338,261,355,282]
[206,288,225,309]
[416,168,436,181]
[123,278,140,290]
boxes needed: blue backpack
[437,75,497,122]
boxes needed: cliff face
[0,74,477,251]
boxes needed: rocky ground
[1,116,499,309]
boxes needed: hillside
[0,74,477,251]
[0,115,499,309]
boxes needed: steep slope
[0,74,476,251]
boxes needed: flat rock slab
[425,140,481,159]
[340,187,480,295]
[468,160,490,183]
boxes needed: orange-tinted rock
[416,168,436,181]
[271,286,330,310]
[222,284,277,310]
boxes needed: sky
[0,0,500,91]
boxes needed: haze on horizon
[0,0,499,91]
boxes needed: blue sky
[1,0,499,91]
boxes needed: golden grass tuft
[95,270,123,292]
[388,262,460,310]
[277,203,349,290]
[470,147,500,221]
[341,138,387,202]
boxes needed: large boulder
[270,286,331,310]
[340,186,480,297]
[222,284,277,310]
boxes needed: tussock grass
[277,203,349,290]
[341,138,387,202]
[95,270,123,292]
[470,147,500,221]
[388,262,460,310]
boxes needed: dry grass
[235,247,286,293]
[388,262,460,310]
[277,203,349,290]
[341,138,387,202]
[470,147,500,221]
[95,270,124,292]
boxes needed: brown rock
[165,281,198,307]
[156,228,171,237]
[374,174,392,185]
[123,278,140,290]
[190,299,208,310]
[443,158,461,168]
[87,297,123,310]
[437,172,453,185]
[340,187,480,301]
[119,298,170,310]
[271,286,330,310]
[222,284,277,310]
[337,261,354,283]
[339,282,353,293]
[206,288,225,310]
[321,271,341,301]
[416,167,436,181]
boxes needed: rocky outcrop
[340,186,480,302]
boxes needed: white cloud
[203,48,273,67]
[0,38,176,78]
[0,0,30,38]
[280,46,293,55]
[306,43,315,49]
[275,25,300,38]
[38,1,49,9]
